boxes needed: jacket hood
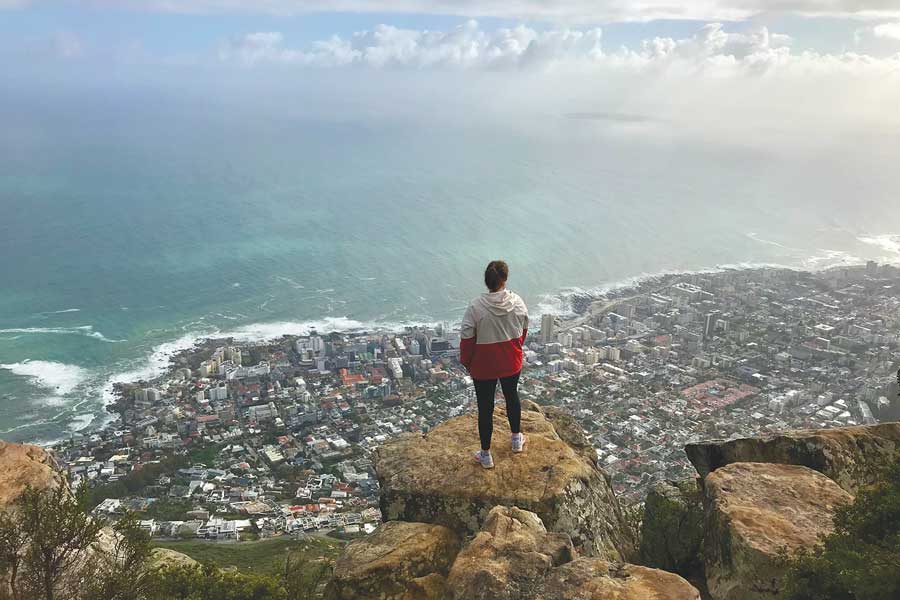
[479,290,520,316]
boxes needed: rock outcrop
[330,504,700,600]
[148,547,200,569]
[346,410,894,600]
[374,403,634,560]
[703,462,853,600]
[446,506,574,600]
[639,478,704,576]
[536,558,702,600]
[401,573,448,600]
[0,441,64,504]
[327,521,461,600]
[684,422,900,493]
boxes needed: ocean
[2,92,900,444]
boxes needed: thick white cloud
[873,22,900,39]
[7,0,900,22]
[220,20,899,79]
[214,20,900,146]
[220,21,603,68]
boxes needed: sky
[1,1,900,147]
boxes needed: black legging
[473,371,521,451]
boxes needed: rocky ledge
[703,462,853,600]
[0,441,195,585]
[684,422,900,493]
[330,506,699,600]
[0,441,65,504]
[373,401,634,560]
[328,521,461,600]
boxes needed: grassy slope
[152,536,343,574]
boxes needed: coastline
[47,260,878,451]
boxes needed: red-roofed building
[340,368,366,387]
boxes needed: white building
[248,402,278,423]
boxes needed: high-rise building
[703,311,720,339]
[541,314,555,344]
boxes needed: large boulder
[447,506,700,600]
[685,422,900,493]
[328,521,461,600]
[703,462,853,600]
[639,478,704,576]
[374,403,634,560]
[0,441,64,505]
[447,506,575,600]
[535,558,702,600]
[401,574,447,600]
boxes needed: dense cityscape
[52,262,900,544]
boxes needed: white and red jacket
[460,289,529,380]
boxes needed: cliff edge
[329,401,705,600]
[0,441,65,504]
[374,400,635,560]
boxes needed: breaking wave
[0,360,89,397]
[0,326,123,343]
[857,234,900,260]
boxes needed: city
[52,261,900,543]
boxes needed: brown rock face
[328,521,461,600]
[685,422,900,493]
[374,403,634,560]
[332,505,701,600]
[0,441,62,505]
[446,506,575,600]
[703,462,853,600]
[535,558,702,600]
[401,573,448,600]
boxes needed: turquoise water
[2,93,900,443]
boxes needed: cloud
[220,21,604,69]
[220,20,895,79]
[873,22,900,40]
[211,20,900,146]
[6,1,900,23]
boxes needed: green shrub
[0,485,335,600]
[149,564,286,600]
[783,460,900,600]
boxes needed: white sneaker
[473,450,494,469]
[511,433,526,453]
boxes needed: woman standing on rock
[460,260,529,469]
